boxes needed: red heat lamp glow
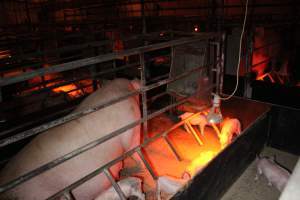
[194,27,199,32]
[256,72,275,83]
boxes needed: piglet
[156,175,188,200]
[94,177,145,200]
[255,156,290,192]
[219,118,241,149]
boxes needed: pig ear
[131,78,141,90]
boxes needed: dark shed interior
[0,1,299,200]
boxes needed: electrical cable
[220,0,249,100]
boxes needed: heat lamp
[207,94,223,124]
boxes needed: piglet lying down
[255,156,291,192]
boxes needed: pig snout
[256,157,290,192]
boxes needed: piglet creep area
[121,97,270,200]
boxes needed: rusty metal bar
[0,35,220,196]
[144,64,210,92]
[163,136,182,161]
[0,34,218,87]
[147,91,169,103]
[136,148,157,180]
[0,92,194,193]
[46,146,141,200]
[215,41,221,94]
[20,62,140,97]
[6,40,110,64]
[220,33,226,95]
[0,62,211,147]
[140,53,148,139]
[0,89,138,147]
[103,169,127,200]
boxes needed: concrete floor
[221,147,299,200]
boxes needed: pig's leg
[228,134,233,144]
[183,123,192,134]
[198,124,205,136]
[268,181,273,186]
[156,179,162,200]
[186,121,203,146]
[211,124,221,139]
[255,167,262,181]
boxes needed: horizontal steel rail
[18,62,140,98]
[46,106,209,200]
[0,34,218,86]
[0,63,211,147]
[0,91,194,193]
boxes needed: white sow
[0,78,141,200]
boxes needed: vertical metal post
[0,87,5,123]
[103,169,127,200]
[140,53,148,140]
[0,87,2,103]
[136,148,157,180]
[215,41,221,94]
[113,60,117,78]
[244,30,254,98]
[167,47,176,114]
[220,33,226,95]
[25,0,32,31]
[141,0,147,34]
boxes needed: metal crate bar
[0,34,223,199]
[140,52,149,139]
[163,135,182,161]
[136,148,157,180]
[103,169,127,200]
[0,62,211,147]
[0,91,194,193]
[0,33,218,86]
[19,62,140,102]
[46,105,209,200]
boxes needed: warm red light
[252,53,268,79]
[194,27,198,32]
[0,50,11,59]
[154,56,168,65]
[52,84,83,98]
